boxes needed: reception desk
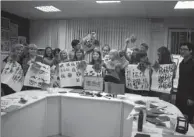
[1,89,194,137]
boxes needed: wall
[1,10,30,43]
[150,17,194,63]
[30,17,194,63]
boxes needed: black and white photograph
[1,1,194,137]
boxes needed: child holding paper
[1,44,24,96]
[151,46,176,102]
[43,47,54,66]
[89,50,104,77]
[51,50,69,87]
[22,44,43,75]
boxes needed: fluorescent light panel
[35,5,61,12]
[96,1,121,4]
[174,1,194,9]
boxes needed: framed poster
[84,76,103,91]
[10,23,18,37]
[1,40,11,53]
[1,17,10,30]
[10,37,19,46]
[1,29,10,41]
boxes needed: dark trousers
[176,97,194,124]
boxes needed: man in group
[140,43,149,53]
[176,42,194,124]
[71,39,81,51]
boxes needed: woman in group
[22,44,43,90]
[59,50,69,63]
[102,44,111,63]
[52,48,61,66]
[89,50,104,77]
[75,49,85,61]
[68,51,75,62]
[1,44,24,96]
[22,44,43,75]
[103,49,122,83]
[43,47,54,66]
[151,46,176,102]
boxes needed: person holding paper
[53,48,61,65]
[43,47,54,66]
[51,50,69,87]
[1,44,24,96]
[22,44,43,75]
[176,42,194,124]
[103,49,122,83]
[151,46,176,102]
[89,50,104,77]
[140,43,149,53]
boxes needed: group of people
[1,36,194,123]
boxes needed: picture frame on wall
[1,29,10,41]
[1,17,10,30]
[10,37,19,46]
[1,40,11,54]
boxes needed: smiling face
[102,46,110,57]
[75,50,84,60]
[92,51,100,61]
[60,51,67,60]
[46,48,52,57]
[69,51,75,61]
[28,44,37,56]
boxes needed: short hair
[71,39,80,49]
[109,49,120,60]
[53,48,61,56]
[93,40,100,46]
[180,42,194,51]
[136,51,147,63]
[140,43,149,50]
[102,44,110,51]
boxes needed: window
[168,29,194,54]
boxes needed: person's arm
[123,38,131,62]
[43,57,54,66]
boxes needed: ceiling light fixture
[96,1,121,4]
[174,1,194,9]
[35,6,61,12]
